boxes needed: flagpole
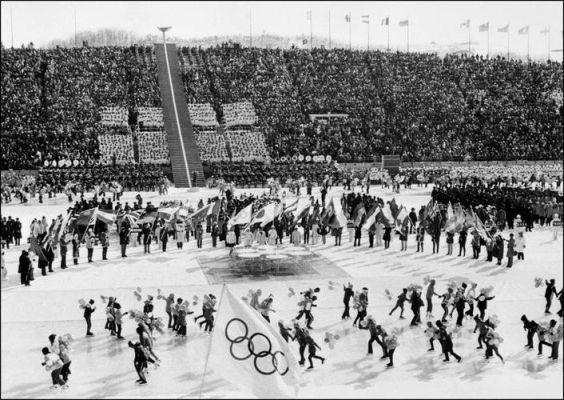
[367,20,370,50]
[328,11,331,49]
[547,28,550,60]
[198,284,227,399]
[249,9,253,47]
[407,22,409,52]
[507,28,510,60]
[74,8,77,47]
[487,28,490,57]
[468,24,471,54]
[10,7,14,48]
[349,12,352,50]
[527,30,530,62]
[387,20,390,51]
[310,12,313,50]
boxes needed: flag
[29,236,48,262]
[228,204,253,229]
[306,10,312,21]
[96,209,116,225]
[332,198,348,228]
[211,199,222,217]
[389,198,400,220]
[189,204,212,220]
[399,20,409,27]
[202,285,300,398]
[446,202,454,220]
[176,205,190,219]
[292,198,311,222]
[352,203,366,227]
[309,204,320,224]
[283,198,298,215]
[321,199,335,226]
[381,204,395,227]
[361,15,369,24]
[345,13,351,23]
[498,24,509,33]
[157,207,179,222]
[460,19,470,28]
[395,206,410,228]
[77,207,97,227]
[540,27,550,35]
[302,39,308,45]
[251,203,278,228]
[137,211,157,226]
[381,17,389,26]
[55,211,72,242]
[479,22,489,32]
[518,25,529,35]
[362,205,380,231]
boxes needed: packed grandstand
[1,43,563,190]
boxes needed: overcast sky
[1,1,562,59]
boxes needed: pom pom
[100,295,108,304]
[534,277,544,288]
[133,291,142,302]
[423,276,431,286]
[488,314,501,328]
[479,286,494,297]
[384,289,392,301]
[241,296,249,303]
[288,288,296,297]
[78,298,86,307]
[447,280,458,290]
[136,286,142,293]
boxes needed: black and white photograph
[0,1,563,398]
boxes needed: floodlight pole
[158,26,171,44]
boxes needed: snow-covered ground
[1,185,563,398]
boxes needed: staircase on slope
[154,42,204,187]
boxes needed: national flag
[211,199,222,217]
[389,198,400,220]
[518,25,529,35]
[96,209,117,225]
[306,10,312,21]
[29,236,48,262]
[321,199,335,226]
[395,206,410,228]
[251,203,278,228]
[283,198,299,215]
[176,205,190,219]
[540,27,550,35]
[55,211,72,242]
[479,22,489,32]
[381,17,389,26]
[399,20,409,27]
[472,210,491,240]
[157,207,179,222]
[345,13,351,23]
[497,24,509,33]
[189,204,212,220]
[309,204,320,224]
[293,198,311,222]
[446,202,454,220]
[362,205,380,231]
[228,203,253,229]
[352,203,366,227]
[137,211,157,226]
[77,207,97,227]
[332,198,348,228]
[361,15,369,24]
[202,285,300,398]
[460,19,470,28]
[381,204,395,227]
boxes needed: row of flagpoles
[460,20,553,60]
[245,10,558,59]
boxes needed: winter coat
[291,230,302,246]
[493,237,504,258]
[515,235,525,252]
[383,227,392,241]
[18,253,31,274]
[267,229,277,245]
[446,232,454,244]
[506,238,516,257]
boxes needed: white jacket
[515,235,526,252]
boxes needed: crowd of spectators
[97,133,135,164]
[226,129,269,161]
[138,131,170,164]
[221,102,259,126]
[1,45,161,171]
[180,44,562,163]
[187,103,219,127]
[194,129,229,161]
[137,107,164,130]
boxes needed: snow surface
[1,185,563,398]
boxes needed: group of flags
[342,13,406,26]
[460,20,549,35]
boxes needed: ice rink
[1,185,563,398]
